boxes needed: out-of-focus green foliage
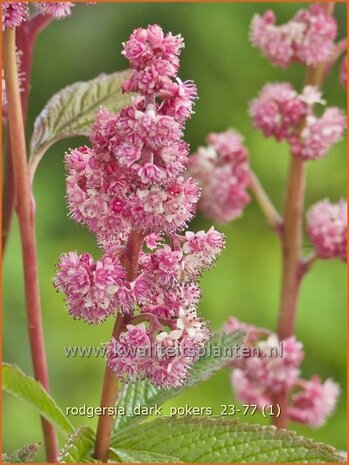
[3,3,346,460]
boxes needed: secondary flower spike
[55,25,225,389]
[231,334,304,408]
[188,129,251,224]
[226,317,340,428]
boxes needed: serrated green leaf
[2,363,73,435]
[111,417,344,463]
[59,428,178,463]
[29,69,132,178]
[2,442,40,463]
[114,329,244,431]
[59,426,99,463]
[110,448,180,463]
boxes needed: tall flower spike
[69,26,200,239]
[250,4,337,68]
[306,199,347,262]
[55,25,225,390]
[188,129,251,224]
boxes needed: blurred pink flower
[189,129,251,224]
[250,4,337,68]
[307,199,347,261]
[288,377,340,427]
[2,2,28,29]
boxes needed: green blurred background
[3,2,347,460]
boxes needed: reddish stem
[2,14,53,254]
[2,135,15,253]
[3,28,58,462]
[93,313,125,462]
[249,171,283,232]
[276,156,305,343]
[16,14,53,116]
[94,230,144,462]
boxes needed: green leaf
[2,363,73,435]
[2,442,40,463]
[29,69,132,178]
[111,417,344,463]
[59,429,178,463]
[114,329,244,431]
[109,448,180,463]
[59,426,99,463]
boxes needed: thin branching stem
[3,28,58,461]
[2,14,53,254]
[249,171,283,232]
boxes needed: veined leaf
[2,363,73,435]
[109,448,180,463]
[114,329,244,431]
[59,428,179,463]
[29,70,131,178]
[2,442,40,463]
[111,417,344,463]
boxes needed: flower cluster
[288,377,340,427]
[2,2,28,30]
[107,308,210,389]
[250,83,346,160]
[55,252,130,324]
[306,199,347,262]
[226,318,340,428]
[55,228,223,325]
[289,108,346,160]
[69,26,199,241]
[250,4,337,68]
[188,130,251,224]
[2,2,92,29]
[55,25,225,389]
[249,83,308,141]
[34,2,75,19]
